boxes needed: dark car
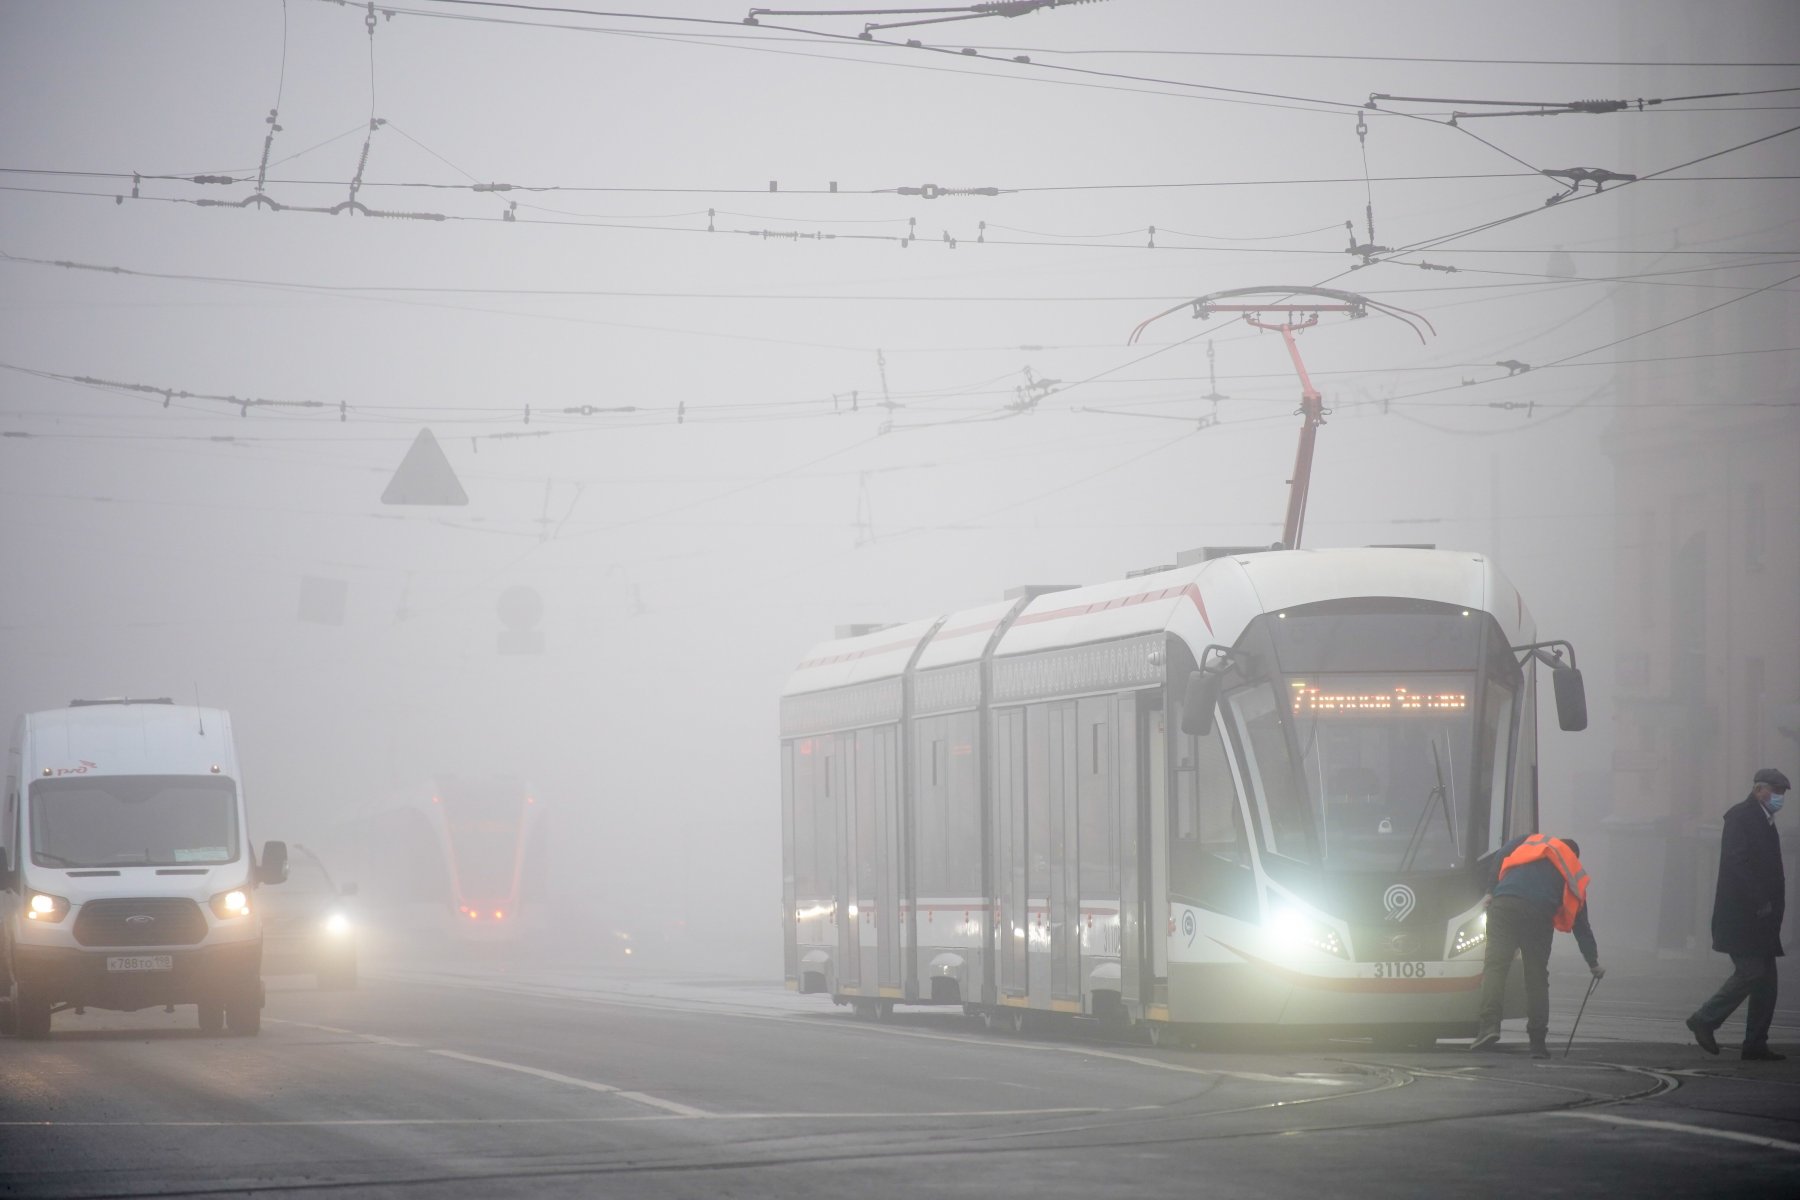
[258,844,357,988]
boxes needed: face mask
[1767,791,1787,815]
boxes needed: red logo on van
[52,760,98,777]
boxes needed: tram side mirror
[1553,665,1588,732]
[259,840,289,885]
[0,847,13,891]
[1180,670,1223,737]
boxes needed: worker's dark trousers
[1691,955,1779,1049]
[1477,895,1554,1041]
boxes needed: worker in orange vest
[1472,834,1604,1058]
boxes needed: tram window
[1482,681,1514,857]
[1171,724,1255,919]
[855,733,878,900]
[1510,684,1538,840]
[1230,686,1313,863]
[917,719,948,894]
[792,746,814,896]
[1025,705,1052,898]
[1079,710,1117,895]
[946,712,981,894]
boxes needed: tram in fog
[779,546,1588,1044]
[426,776,546,932]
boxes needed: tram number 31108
[1371,961,1428,979]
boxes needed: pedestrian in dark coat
[1687,767,1789,1061]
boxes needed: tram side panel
[988,681,1150,1019]
[1163,669,1291,1025]
[786,733,839,994]
[910,708,985,1006]
[783,722,908,1003]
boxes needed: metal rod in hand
[1564,975,1601,1059]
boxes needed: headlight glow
[1266,904,1347,958]
[324,912,352,937]
[26,890,70,923]
[1450,910,1488,958]
[209,888,252,919]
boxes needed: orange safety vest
[1498,834,1590,932]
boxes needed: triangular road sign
[382,428,468,506]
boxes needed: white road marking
[261,1016,705,1117]
[264,1017,415,1047]
[1551,1111,1800,1153]
[427,1049,708,1117]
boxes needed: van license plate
[107,955,173,972]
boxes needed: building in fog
[1602,1,1800,956]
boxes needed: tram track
[37,1061,1688,1200]
[26,1035,1797,1200]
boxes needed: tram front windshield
[1226,605,1516,874]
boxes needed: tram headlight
[1449,910,1488,958]
[1266,905,1347,958]
[323,911,352,937]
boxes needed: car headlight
[209,888,252,919]
[1450,910,1488,958]
[323,911,352,937]
[26,890,70,923]
[1266,904,1348,958]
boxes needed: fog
[1,0,1794,975]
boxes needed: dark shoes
[1470,1029,1501,1051]
[1529,1040,1551,1060]
[1686,1016,1720,1056]
[1742,1046,1787,1062]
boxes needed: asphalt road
[4,952,1798,1198]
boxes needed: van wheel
[225,993,261,1036]
[197,1002,225,1034]
[12,981,52,1039]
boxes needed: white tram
[779,546,1588,1043]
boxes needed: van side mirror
[1180,670,1222,737]
[1553,665,1588,732]
[259,840,289,885]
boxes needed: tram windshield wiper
[1398,742,1455,875]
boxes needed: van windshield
[29,775,240,868]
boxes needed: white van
[1,699,287,1038]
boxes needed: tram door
[830,739,859,991]
[1074,696,1119,1008]
[995,707,1028,998]
[1048,703,1080,1003]
[865,726,903,991]
[1139,702,1170,1001]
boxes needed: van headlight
[209,888,252,919]
[1450,910,1488,958]
[26,890,70,923]
[323,912,352,937]
[1266,904,1348,958]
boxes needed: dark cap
[1753,768,1791,792]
